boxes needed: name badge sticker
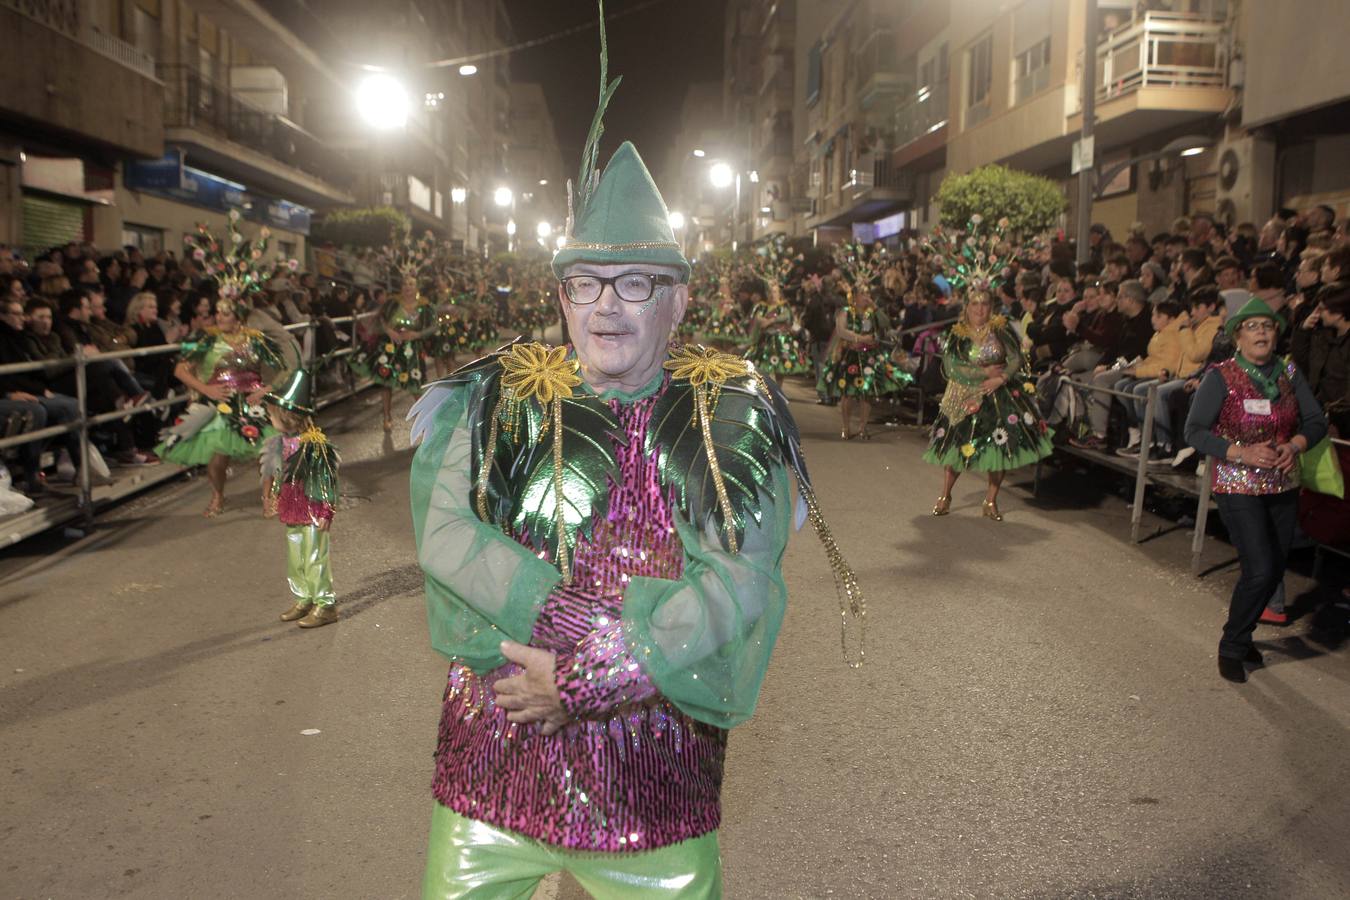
[1243,398,1272,416]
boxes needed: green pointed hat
[550,0,689,281]
[265,367,314,416]
[1225,295,1287,337]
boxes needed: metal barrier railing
[0,310,380,533]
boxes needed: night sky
[503,0,726,183]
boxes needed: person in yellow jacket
[1114,299,1187,460]
[1144,285,1227,466]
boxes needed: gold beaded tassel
[550,397,572,584]
[693,387,739,554]
[476,393,507,524]
[802,487,866,668]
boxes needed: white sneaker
[88,444,112,479]
[56,449,77,482]
[1171,446,1196,468]
[1126,427,1141,449]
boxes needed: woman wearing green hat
[1183,296,1327,683]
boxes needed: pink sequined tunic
[430,388,727,852]
[1210,358,1302,495]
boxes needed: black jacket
[0,320,48,396]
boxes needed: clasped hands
[1235,441,1299,473]
[494,640,568,736]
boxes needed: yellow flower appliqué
[663,344,749,387]
[960,443,976,458]
[500,342,581,404]
[216,401,233,414]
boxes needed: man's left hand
[495,641,569,736]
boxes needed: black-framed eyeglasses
[561,272,678,305]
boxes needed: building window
[121,223,164,256]
[805,40,823,107]
[277,240,297,261]
[1013,37,1051,104]
[965,34,993,127]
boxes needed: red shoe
[1258,608,1289,626]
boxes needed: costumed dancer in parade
[703,261,747,354]
[678,257,716,343]
[157,215,290,518]
[923,217,1054,521]
[353,231,437,431]
[1183,297,1327,682]
[431,271,465,379]
[261,367,341,628]
[821,241,911,440]
[411,10,864,894]
[745,237,812,386]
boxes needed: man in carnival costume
[410,4,863,896]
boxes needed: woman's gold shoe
[841,428,855,440]
[280,601,314,622]
[981,499,1003,521]
[932,495,952,516]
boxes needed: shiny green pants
[286,524,334,605]
[421,804,722,899]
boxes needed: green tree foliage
[936,165,1065,235]
[312,207,411,249]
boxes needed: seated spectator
[87,285,135,357]
[1072,280,1156,450]
[185,292,214,334]
[157,291,188,343]
[124,291,173,397]
[1027,277,1077,367]
[1293,283,1350,437]
[1140,261,1170,307]
[1114,300,1186,458]
[1,297,82,495]
[1248,262,1293,354]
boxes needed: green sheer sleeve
[940,331,982,387]
[996,324,1025,378]
[410,384,563,671]
[619,464,792,729]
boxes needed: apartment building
[0,0,519,263]
[505,82,566,252]
[661,82,726,258]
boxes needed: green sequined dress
[352,298,434,394]
[820,307,911,399]
[744,302,812,376]
[923,319,1054,471]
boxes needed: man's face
[1126,242,1147,265]
[1107,261,1126,282]
[0,302,24,331]
[89,292,107,319]
[1297,261,1320,288]
[79,260,99,284]
[559,263,688,388]
[1216,267,1241,290]
[1320,304,1345,329]
[150,262,165,280]
[69,297,90,322]
[29,307,53,335]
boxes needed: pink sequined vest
[1210,358,1301,495]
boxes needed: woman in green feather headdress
[924,289,1054,521]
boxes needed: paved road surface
[2,382,1347,899]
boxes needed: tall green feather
[571,0,623,231]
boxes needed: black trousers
[1214,490,1299,658]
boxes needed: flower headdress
[378,226,436,288]
[749,235,798,300]
[922,214,1011,294]
[184,209,287,311]
[831,240,887,299]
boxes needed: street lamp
[506,220,517,236]
[494,186,514,208]
[458,64,478,76]
[450,187,467,204]
[536,221,552,239]
[668,211,686,230]
[692,149,706,158]
[709,163,734,189]
[355,74,410,130]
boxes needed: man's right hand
[7,391,39,402]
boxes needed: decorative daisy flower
[934,427,946,439]
[863,366,874,376]
[1007,414,1019,425]
[398,372,409,383]
[853,377,865,388]
[1023,411,1035,425]
[287,258,300,271]
[970,214,983,225]
[993,428,1009,445]
[231,231,243,244]
[193,248,206,261]
[228,209,241,222]
[259,226,271,239]
[411,369,422,380]
[837,378,847,388]
[847,364,859,375]
[240,424,260,440]
[385,343,396,353]
[376,354,388,364]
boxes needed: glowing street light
[450,187,467,204]
[536,221,552,238]
[668,211,686,230]
[692,149,706,158]
[493,186,514,207]
[709,162,734,189]
[506,220,517,236]
[458,64,478,76]
[555,235,567,250]
[355,73,410,130]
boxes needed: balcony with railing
[159,64,353,203]
[854,30,906,112]
[1094,11,1228,103]
[893,81,949,150]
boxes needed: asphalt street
[2,380,1347,899]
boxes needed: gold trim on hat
[559,239,681,251]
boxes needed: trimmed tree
[311,206,411,249]
[936,165,1065,235]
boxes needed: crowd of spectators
[0,240,375,501]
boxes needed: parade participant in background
[260,368,341,628]
[745,237,812,385]
[821,241,911,440]
[702,264,747,353]
[924,217,1053,521]
[352,231,436,431]
[157,218,289,517]
[430,271,464,379]
[411,12,863,893]
[1184,297,1327,683]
